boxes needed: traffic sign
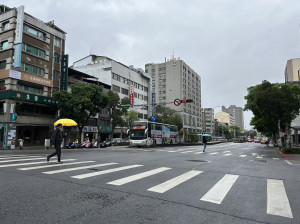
[174,98,181,106]
[11,113,17,122]
[151,116,156,121]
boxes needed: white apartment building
[145,57,202,133]
[71,55,152,122]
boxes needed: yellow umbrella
[54,118,78,126]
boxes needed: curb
[277,148,290,160]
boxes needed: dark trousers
[48,146,61,162]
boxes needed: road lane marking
[0,157,45,163]
[209,152,219,155]
[0,159,76,168]
[180,151,195,154]
[285,160,292,165]
[194,152,204,154]
[267,179,293,218]
[256,156,263,159]
[0,155,41,159]
[107,167,171,186]
[273,158,279,160]
[200,174,239,204]
[71,164,143,179]
[224,154,232,156]
[239,155,247,157]
[43,163,118,174]
[18,161,94,170]
[148,170,202,193]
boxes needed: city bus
[128,121,179,147]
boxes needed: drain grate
[187,160,207,163]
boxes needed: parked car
[254,139,260,143]
[111,138,123,145]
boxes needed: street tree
[244,81,300,144]
[107,90,130,135]
[54,84,110,142]
[154,106,183,130]
[125,111,140,127]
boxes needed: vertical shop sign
[60,54,68,90]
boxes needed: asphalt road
[0,142,299,224]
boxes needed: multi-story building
[215,112,234,127]
[285,58,300,84]
[0,5,66,148]
[222,105,244,129]
[71,55,152,137]
[201,108,215,135]
[145,57,202,133]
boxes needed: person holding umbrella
[202,134,210,152]
[47,123,63,163]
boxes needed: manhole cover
[187,160,207,163]
[258,159,266,162]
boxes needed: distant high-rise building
[145,57,202,133]
[222,105,244,129]
[285,58,300,84]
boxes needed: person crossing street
[203,136,207,152]
[47,123,63,164]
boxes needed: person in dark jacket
[47,124,63,163]
[203,136,207,152]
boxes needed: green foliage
[54,84,109,141]
[107,90,130,131]
[126,111,140,127]
[190,134,199,143]
[153,106,183,129]
[244,81,300,136]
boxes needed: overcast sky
[4,0,300,129]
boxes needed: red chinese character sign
[174,98,181,106]
[130,85,134,106]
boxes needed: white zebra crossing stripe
[267,179,293,218]
[273,158,279,160]
[18,161,94,170]
[147,170,202,193]
[180,151,195,154]
[43,163,118,174]
[224,154,232,156]
[200,174,239,204]
[256,156,263,159]
[0,157,45,163]
[0,159,76,168]
[194,152,204,154]
[71,164,143,179]
[107,167,171,186]
[209,152,219,155]
[239,155,247,157]
[0,155,41,159]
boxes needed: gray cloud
[5,0,300,129]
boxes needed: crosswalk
[0,154,295,219]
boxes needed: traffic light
[181,99,193,103]
[120,104,131,108]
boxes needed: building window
[2,21,10,31]
[138,94,143,100]
[144,96,148,101]
[23,25,46,41]
[54,53,60,63]
[134,92,137,98]
[22,43,45,58]
[144,114,148,119]
[20,63,45,76]
[159,85,166,88]
[144,87,148,92]
[138,113,143,119]
[17,84,43,94]
[112,85,120,93]
[1,41,8,50]
[0,60,6,70]
[53,70,60,80]
[121,88,129,95]
[159,97,166,100]
[54,37,61,47]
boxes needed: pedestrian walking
[19,139,24,150]
[203,136,207,152]
[47,123,63,163]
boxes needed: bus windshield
[130,130,147,140]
